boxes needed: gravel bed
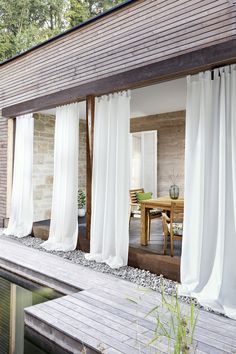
[0,229,221,315]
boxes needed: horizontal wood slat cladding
[0,0,231,83]
[3,38,236,117]
[1,0,236,110]
[2,13,235,99]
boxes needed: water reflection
[0,276,55,354]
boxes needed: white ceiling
[131,77,186,117]
[38,77,187,119]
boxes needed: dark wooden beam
[130,110,186,133]
[86,95,95,240]
[3,38,236,117]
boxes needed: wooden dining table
[140,197,184,246]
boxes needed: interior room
[129,77,186,258]
[31,77,187,265]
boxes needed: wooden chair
[129,188,162,241]
[162,201,184,256]
[162,212,170,255]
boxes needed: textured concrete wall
[0,116,8,226]
[157,123,185,197]
[33,114,55,222]
[130,112,185,197]
[33,114,86,222]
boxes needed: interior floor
[129,217,182,257]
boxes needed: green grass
[129,284,198,353]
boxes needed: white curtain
[4,115,34,238]
[141,131,157,197]
[130,134,142,189]
[130,131,157,197]
[180,65,236,319]
[42,103,79,251]
[85,91,131,268]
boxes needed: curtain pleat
[180,65,236,319]
[42,103,79,251]
[141,131,157,197]
[130,132,157,196]
[85,91,130,268]
[4,115,34,238]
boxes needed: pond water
[0,270,61,354]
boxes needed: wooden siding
[0,0,236,109]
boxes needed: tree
[0,0,125,62]
[66,0,88,28]
[66,0,125,27]
[86,0,125,17]
[0,0,66,61]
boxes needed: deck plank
[26,303,140,354]
[0,236,236,353]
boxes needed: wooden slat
[25,306,110,354]
[26,303,140,353]
[2,13,235,101]
[3,37,236,117]
[0,0,236,111]
[54,296,147,337]
[1,28,235,106]
[0,236,236,354]
[80,289,236,353]
[1,0,231,84]
[0,0,212,76]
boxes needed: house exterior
[0,0,236,277]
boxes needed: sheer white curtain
[141,131,157,197]
[130,131,157,196]
[180,65,236,319]
[42,103,79,251]
[85,91,131,268]
[4,115,34,238]
[130,134,142,189]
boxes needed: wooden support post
[86,96,95,240]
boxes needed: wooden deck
[0,236,235,353]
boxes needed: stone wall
[33,114,86,222]
[0,116,8,226]
[33,114,55,222]
[130,111,185,197]
[157,123,185,197]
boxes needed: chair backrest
[170,201,184,225]
[129,188,144,204]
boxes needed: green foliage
[63,0,126,29]
[66,0,88,27]
[86,0,125,16]
[128,285,198,354]
[0,0,125,62]
[0,0,66,61]
[147,287,198,353]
